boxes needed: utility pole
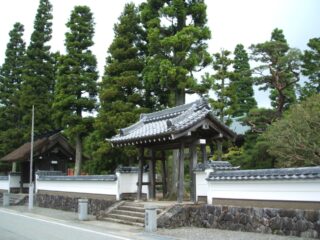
[28,105,34,210]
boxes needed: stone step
[123,201,145,208]
[107,213,145,224]
[112,209,145,218]
[101,217,144,227]
[118,205,145,213]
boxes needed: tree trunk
[175,89,185,106]
[74,133,82,176]
[169,89,185,199]
[277,90,285,117]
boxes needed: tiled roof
[194,161,240,172]
[110,99,236,146]
[207,166,320,181]
[37,175,117,181]
[115,166,140,173]
[0,176,8,180]
[0,132,75,162]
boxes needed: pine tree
[85,3,147,174]
[20,0,54,137]
[301,37,320,98]
[141,0,212,107]
[53,6,98,175]
[0,22,26,156]
[231,44,256,117]
[250,28,301,117]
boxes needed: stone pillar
[78,199,88,221]
[145,205,157,232]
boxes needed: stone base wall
[120,192,147,201]
[157,204,320,239]
[36,193,116,215]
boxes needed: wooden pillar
[177,142,185,203]
[149,149,156,200]
[161,151,167,198]
[189,143,198,202]
[137,147,144,201]
[201,144,208,164]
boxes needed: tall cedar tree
[301,37,320,98]
[204,49,236,161]
[207,50,237,123]
[20,0,54,137]
[141,0,211,107]
[231,44,256,117]
[53,6,98,175]
[0,23,26,156]
[250,28,300,117]
[85,3,146,174]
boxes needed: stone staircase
[0,193,28,206]
[99,201,164,227]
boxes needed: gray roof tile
[111,99,236,145]
[194,160,240,171]
[207,166,320,181]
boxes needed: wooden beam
[177,142,185,203]
[201,144,208,164]
[161,151,167,198]
[137,147,144,201]
[148,149,156,200]
[138,182,163,186]
[189,143,197,203]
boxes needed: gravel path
[156,227,311,240]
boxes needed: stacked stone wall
[158,204,320,239]
[36,193,116,215]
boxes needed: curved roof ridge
[140,99,206,123]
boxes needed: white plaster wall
[207,179,320,204]
[117,172,149,199]
[0,179,9,191]
[9,174,21,188]
[195,169,213,201]
[36,179,118,197]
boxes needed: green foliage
[141,0,211,106]
[53,6,98,174]
[250,28,301,116]
[20,0,55,138]
[231,44,257,117]
[205,49,237,124]
[84,3,146,174]
[0,22,26,157]
[301,37,320,98]
[263,94,320,167]
[227,108,277,169]
[53,5,98,136]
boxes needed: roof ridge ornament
[166,103,198,129]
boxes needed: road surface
[0,208,171,240]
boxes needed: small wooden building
[110,99,236,202]
[0,131,75,187]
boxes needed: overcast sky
[0,0,319,107]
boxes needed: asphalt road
[0,208,171,240]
